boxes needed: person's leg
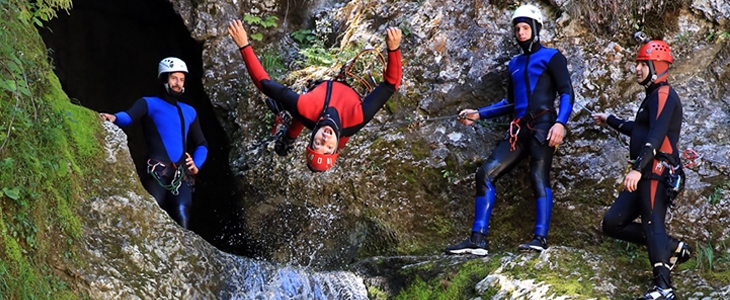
[167,183,193,229]
[446,139,525,255]
[601,190,644,244]
[516,139,555,251]
[142,174,169,211]
[638,178,672,287]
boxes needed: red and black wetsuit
[602,81,683,288]
[237,45,402,148]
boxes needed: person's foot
[274,130,296,156]
[445,232,488,256]
[668,241,692,271]
[634,286,675,300]
[517,235,547,252]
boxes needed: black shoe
[668,241,692,271]
[634,286,676,300]
[518,235,547,252]
[445,232,488,256]
[274,130,295,156]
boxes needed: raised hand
[385,27,402,51]
[227,20,250,48]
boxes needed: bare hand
[457,109,479,126]
[623,170,641,192]
[227,20,250,48]
[100,113,116,123]
[547,123,565,147]
[592,113,608,127]
[186,152,199,175]
[385,27,402,51]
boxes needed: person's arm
[104,98,148,127]
[545,52,574,146]
[606,115,634,136]
[187,115,208,171]
[547,52,574,126]
[383,27,402,90]
[632,89,676,171]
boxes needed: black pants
[602,163,675,287]
[472,124,555,237]
[142,174,193,229]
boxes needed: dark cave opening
[39,0,251,256]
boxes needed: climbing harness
[507,108,553,151]
[147,159,187,196]
[335,48,386,98]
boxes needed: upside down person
[227,19,402,172]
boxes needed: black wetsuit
[113,88,208,229]
[469,42,574,238]
[601,81,683,288]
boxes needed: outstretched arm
[383,27,403,90]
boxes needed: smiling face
[514,22,532,43]
[635,61,650,84]
[167,71,186,93]
[311,125,338,154]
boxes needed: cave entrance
[39,0,251,256]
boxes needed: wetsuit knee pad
[476,164,497,196]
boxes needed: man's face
[311,125,337,154]
[167,72,186,93]
[514,22,532,43]
[635,61,650,84]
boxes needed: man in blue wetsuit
[100,57,208,229]
[445,4,574,255]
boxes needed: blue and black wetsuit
[470,42,574,238]
[601,81,683,288]
[112,89,208,229]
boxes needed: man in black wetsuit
[592,40,690,300]
[100,57,208,229]
[445,4,574,255]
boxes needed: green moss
[0,1,96,298]
[394,257,502,299]
[367,286,389,300]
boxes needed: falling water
[218,255,368,299]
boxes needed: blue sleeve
[478,99,513,119]
[547,52,574,125]
[188,116,208,168]
[114,112,132,127]
[114,98,148,127]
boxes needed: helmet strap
[641,61,657,87]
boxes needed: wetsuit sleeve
[478,99,512,119]
[238,45,271,90]
[632,91,677,171]
[188,115,208,168]
[547,52,574,125]
[286,119,305,139]
[384,48,402,90]
[114,97,148,127]
[606,115,633,136]
[239,45,305,124]
[338,136,350,149]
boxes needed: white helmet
[157,57,188,78]
[511,4,543,25]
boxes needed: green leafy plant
[291,29,316,45]
[243,14,279,41]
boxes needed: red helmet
[306,147,339,172]
[636,40,673,64]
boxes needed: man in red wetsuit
[592,39,690,300]
[227,20,402,172]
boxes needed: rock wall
[168,0,730,269]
